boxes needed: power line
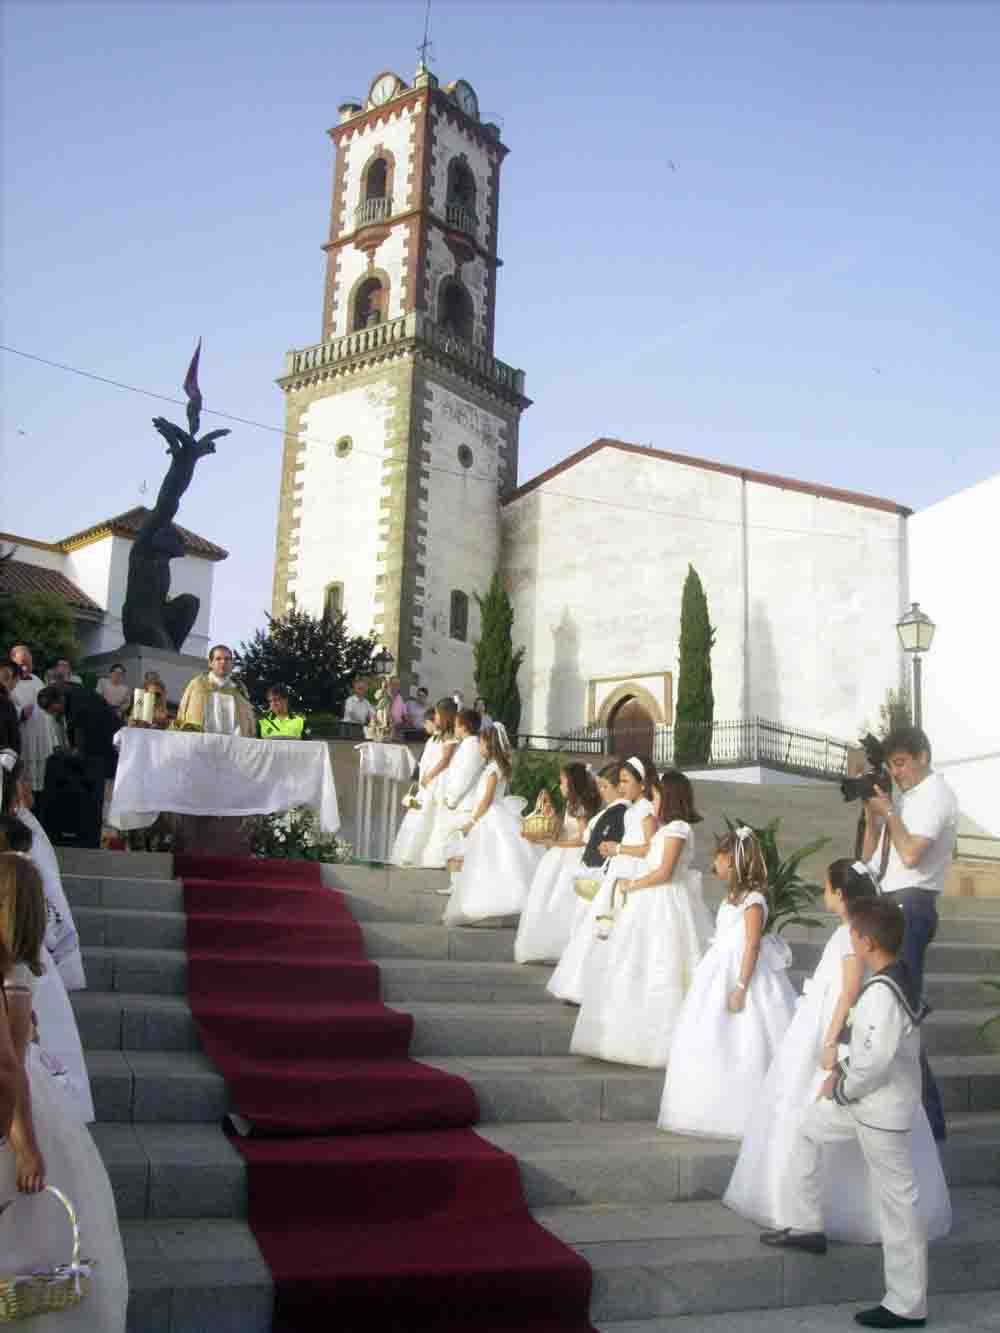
[0,342,904,546]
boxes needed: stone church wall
[501,447,905,744]
[413,376,508,702]
[286,377,401,634]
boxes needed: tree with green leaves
[674,564,715,765]
[473,573,525,736]
[236,608,377,715]
[0,591,78,674]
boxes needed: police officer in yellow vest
[258,685,306,739]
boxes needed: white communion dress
[390,734,443,867]
[658,891,796,1139]
[545,798,651,1005]
[32,946,95,1124]
[443,763,543,924]
[513,811,588,964]
[18,807,87,991]
[723,923,952,1242]
[422,737,473,869]
[570,822,711,1067]
[0,964,127,1332]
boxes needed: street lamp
[896,602,936,728]
[372,645,395,678]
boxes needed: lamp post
[895,602,936,728]
[372,646,395,679]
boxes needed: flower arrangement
[253,805,354,864]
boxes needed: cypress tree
[473,573,525,736]
[674,564,716,765]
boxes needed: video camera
[840,733,892,803]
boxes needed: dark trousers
[887,889,947,1139]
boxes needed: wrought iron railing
[516,717,852,781]
[354,195,392,229]
[444,202,477,234]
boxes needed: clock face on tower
[368,72,402,107]
[451,79,479,120]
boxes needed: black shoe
[854,1307,926,1328]
[759,1227,827,1254]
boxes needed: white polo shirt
[343,696,373,725]
[871,771,958,895]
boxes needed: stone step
[122,1217,272,1333]
[596,1290,1000,1333]
[76,940,1000,1014]
[94,1112,1000,1222]
[537,1185,1000,1324]
[81,1044,1000,1129]
[64,873,184,913]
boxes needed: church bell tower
[272,64,529,697]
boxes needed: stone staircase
[59,783,1000,1333]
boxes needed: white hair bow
[0,749,18,773]
[493,721,512,755]
[852,859,879,885]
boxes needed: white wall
[909,473,1000,834]
[415,379,506,702]
[502,447,905,744]
[428,107,495,249]
[6,544,64,573]
[289,383,396,636]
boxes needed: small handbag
[0,1185,93,1322]
[401,782,422,811]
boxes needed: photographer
[862,724,957,1141]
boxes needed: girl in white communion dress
[0,853,127,1333]
[514,763,602,964]
[444,724,544,925]
[545,758,657,1004]
[723,857,951,1242]
[570,769,712,1067]
[658,826,796,1139]
[390,709,442,867]
[415,699,462,869]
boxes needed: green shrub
[511,750,565,815]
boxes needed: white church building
[271,65,916,750]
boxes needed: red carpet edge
[176,853,596,1333]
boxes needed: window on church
[324,582,344,622]
[438,278,474,342]
[353,277,384,331]
[366,157,388,200]
[445,157,477,231]
[449,590,469,642]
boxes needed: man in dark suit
[37,682,122,781]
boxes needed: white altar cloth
[109,730,340,833]
[354,742,415,861]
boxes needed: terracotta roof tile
[503,438,911,517]
[58,507,229,561]
[0,559,104,618]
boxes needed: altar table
[108,729,340,833]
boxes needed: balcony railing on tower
[354,196,392,229]
[444,202,477,235]
[282,310,527,398]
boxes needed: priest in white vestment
[176,645,256,737]
[8,644,58,793]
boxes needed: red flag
[183,338,202,434]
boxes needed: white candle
[141,691,156,724]
[133,688,145,717]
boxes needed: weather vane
[417,0,434,68]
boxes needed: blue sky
[2,1,997,649]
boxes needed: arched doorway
[608,695,654,760]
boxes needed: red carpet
[176,853,595,1333]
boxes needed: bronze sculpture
[121,346,229,652]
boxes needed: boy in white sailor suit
[761,897,938,1329]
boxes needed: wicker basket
[0,1186,93,1323]
[573,876,601,902]
[521,812,561,842]
[446,857,464,873]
